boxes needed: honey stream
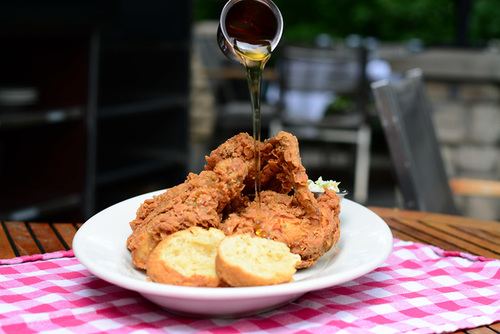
[223,0,278,236]
[234,40,271,201]
[234,40,272,235]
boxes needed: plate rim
[74,190,393,301]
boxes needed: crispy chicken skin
[205,133,258,194]
[126,158,248,269]
[218,131,341,268]
[220,189,340,269]
[127,131,340,270]
[206,131,309,195]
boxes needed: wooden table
[1,207,499,333]
[0,222,81,259]
[368,207,500,261]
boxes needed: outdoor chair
[270,44,372,203]
[193,21,279,149]
[371,68,500,215]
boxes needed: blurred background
[1,0,499,223]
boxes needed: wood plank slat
[388,228,420,244]
[397,218,500,259]
[428,223,500,259]
[0,222,17,259]
[52,223,78,250]
[29,222,65,254]
[370,207,429,220]
[4,222,41,256]
[386,217,476,254]
[369,207,500,231]
[458,225,500,242]
[425,214,500,232]
[384,218,425,244]
[385,217,460,249]
[488,322,500,331]
[463,327,498,334]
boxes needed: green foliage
[193,0,224,21]
[470,0,500,42]
[194,0,500,46]
[272,0,456,45]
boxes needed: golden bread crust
[146,227,226,287]
[215,234,301,287]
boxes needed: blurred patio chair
[270,44,372,203]
[371,68,500,215]
[193,21,278,149]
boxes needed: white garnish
[307,177,341,193]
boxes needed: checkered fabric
[1,239,499,334]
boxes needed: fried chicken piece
[205,131,309,195]
[260,131,310,195]
[218,131,341,269]
[205,132,258,194]
[127,158,248,269]
[128,130,340,271]
[220,189,340,269]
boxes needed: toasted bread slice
[216,234,301,287]
[146,227,226,287]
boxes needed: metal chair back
[371,68,460,214]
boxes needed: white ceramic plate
[73,190,393,318]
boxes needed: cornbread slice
[146,227,226,287]
[216,234,301,287]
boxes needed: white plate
[73,190,393,318]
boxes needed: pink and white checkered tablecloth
[1,239,499,334]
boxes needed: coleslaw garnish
[307,177,341,193]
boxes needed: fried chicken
[220,189,340,269]
[205,132,258,194]
[127,131,341,271]
[126,158,248,269]
[205,131,309,195]
[218,131,341,268]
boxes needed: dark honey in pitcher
[221,0,281,231]
[224,0,279,50]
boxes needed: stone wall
[430,82,500,221]
[381,47,500,221]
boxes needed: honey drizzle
[234,39,271,236]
